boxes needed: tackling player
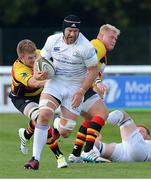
[9,39,67,168]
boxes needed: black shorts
[9,92,40,114]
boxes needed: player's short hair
[137,124,150,136]
[17,39,37,57]
[99,24,120,36]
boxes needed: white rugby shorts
[42,79,83,115]
[81,93,101,113]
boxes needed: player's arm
[72,64,98,108]
[14,65,46,88]
[80,45,99,93]
[27,76,46,88]
[72,46,99,108]
[93,74,108,98]
[91,40,108,97]
[80,65,99,93]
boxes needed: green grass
[0,111,151,178]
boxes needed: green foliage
[0,0,38,25]
[0,0,151,27]
[0,111,151,178]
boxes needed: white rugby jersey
[110,131,151,162]
[40,32,98,84]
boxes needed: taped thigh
[39,99,58,114]
[59,116,76,130]
[23,102,39,121]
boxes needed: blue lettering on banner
[103,75,151,109]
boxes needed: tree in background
[0,0,151,28]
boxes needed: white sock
[99,142,106,156]
[53,117,60,131]
[93,145,100,157]
[33,124,49,161]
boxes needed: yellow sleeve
[91,39,106,68]
[91,39,107,85]
[13,62,33,86]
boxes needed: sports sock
[53,117,60,131]
[84,115,105,152]
[47,127,62,158]
[72,119,90,157]
[24,120,35,140]
[33,124,49,161]
[47,140,63,159]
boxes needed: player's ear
[19,53,24,60]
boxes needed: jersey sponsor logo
[53,47,60,51]
[21,72,28,77]
[73,51,81,57]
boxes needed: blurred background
[0,0,151,65]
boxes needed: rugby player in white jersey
[93,110,151,162]
[24,14,99,170]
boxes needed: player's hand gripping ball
[36,57,55,79]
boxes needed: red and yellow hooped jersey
[91,39,107,80]
[10,49,43,97]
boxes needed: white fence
[0,65,151,113]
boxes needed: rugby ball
[36,57,55,79]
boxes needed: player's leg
[68,119,90,162]
[81,97,108,162]
[53,84,82,138]
[93,136,117,162]
[47,136,67,168]
[10,95,39,154]
[54,105,78,138]
[107,110,151,161]
[107,110,136,140]
[18,120,35,154]
[21,104,64,159]
[20,101,39,142]
[24,93,60,170]
[47,128,67,168]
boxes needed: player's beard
[64,34,79,44]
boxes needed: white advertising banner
[0,73,17,112]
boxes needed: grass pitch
[0,111,151,178]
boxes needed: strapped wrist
[95,79,102,85]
